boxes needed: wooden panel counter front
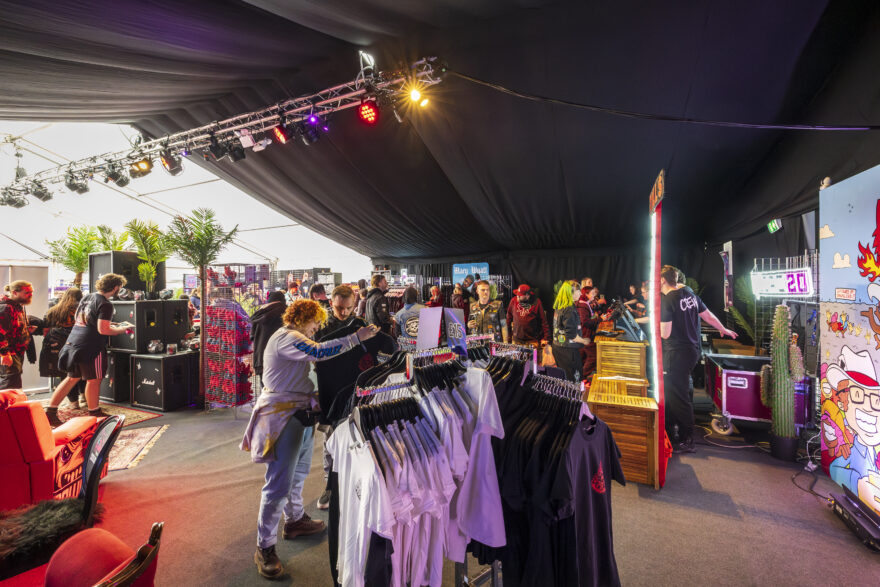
[595,335,648,379]
[587,391,659,489]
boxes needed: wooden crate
[596,336,648,379]
[590,374,649,397]
[587,392,659,488]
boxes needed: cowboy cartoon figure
[828,346,880,514]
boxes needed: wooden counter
[595,335,648,379]
[587,391,659,489]
[590,374,649,398]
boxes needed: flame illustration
[858,241,880,281]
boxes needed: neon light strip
[649,210,659,400]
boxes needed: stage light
[420,98,429,108]
[180,146,191,157]
[228,143,246,162]
[30,181,52,202]
[0,188,27,208]
[358,99,380,125]
[410,89,421,102]
[64,172,89,194]
[159,149,183,176]
[308,113,320,126]
[129,158,153,178]
[272,122,294,144]
[104,164,130,187]
[208,136,228,160]
[252,137,272,152]
[301,124,321,146]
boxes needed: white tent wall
[1,122,372,285]
[1,263,49,393]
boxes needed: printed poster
[819,163,880,515]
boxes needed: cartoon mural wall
[819,164,880,515]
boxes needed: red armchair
[0,389,98,511]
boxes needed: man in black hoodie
[249,290,286,380]
[364,274,393,335]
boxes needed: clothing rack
[467,334,495,344]
[489,341,538,374]
[530,372,586,400]
[355,380,413,397]
[397,336,418,351]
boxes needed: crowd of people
[0,264,739,580]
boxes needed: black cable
[448,70,879,131]
[791,469,832,504]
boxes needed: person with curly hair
[241,299,378,580]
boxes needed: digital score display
[750,267,814,299]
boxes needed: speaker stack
[89,251,166,294]
[101,299,194,410]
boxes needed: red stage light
[272,124,293,144]
[358,99,380,125]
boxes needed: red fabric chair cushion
[0,463,31,510]
[0,389,27,408]
[44,528,134,587]
[7,401,56,462]
[52,416,97,445]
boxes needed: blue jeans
[256,416,315,548]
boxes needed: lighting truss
[2,55,445,205]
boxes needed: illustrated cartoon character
[820,373,854,467]
[861,282,880,350]
[828,346,880,514]
[826,311,849,337]
[857,199,880,281]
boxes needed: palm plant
[46,226,99,288]
[728,275,757,344]
[164,208,238,398]
[95,225,129,251]
[124,219,172,293]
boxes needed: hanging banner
[444,308,467,355]
[819,164,880,516]
[453,263,489,285]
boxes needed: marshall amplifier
[100,351,132,403]
[163,300,190,346]
[89,251,165,293]
[131,353,189,412]
[109,301,165,353]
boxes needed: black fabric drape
[3,0,880,287]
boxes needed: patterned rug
[39,400,162,427]
[108,425,169,471]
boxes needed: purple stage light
[308,114,319,125]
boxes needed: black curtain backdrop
[2,1,880,313]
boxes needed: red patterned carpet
[39,400,162,427]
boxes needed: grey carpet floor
[48,401,879,586]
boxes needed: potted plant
[164,208,238,399]
[46,226,99,288]
[760,304,804,461]
[124,219,172,297]
[95,224,129,251]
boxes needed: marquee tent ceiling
[3,0,880,265]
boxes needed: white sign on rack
[750,267,814,300]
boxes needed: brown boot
[254,545,283,579]
[282,513,326,539]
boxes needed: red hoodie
[506,296,550,342]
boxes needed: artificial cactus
[759,304,800,438]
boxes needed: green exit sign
[767,219,782,233]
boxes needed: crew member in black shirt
[660,265,736,452]
[364,274,394,335]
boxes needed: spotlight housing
[272,122,294,144]
[159,149,184,176]
[0,188,27,208]
[104,164,131,187]
[228,143,246,162]
[30,181,53,202]
[300,124,321,146]
[208,136,228,160]
[64,172,90,194]
[357,98,380,125]
[129,158,153,178]
[252,137,272,152]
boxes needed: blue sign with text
[453,263,489,285]
[444,308,467,356]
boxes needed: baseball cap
[514,284,531,296]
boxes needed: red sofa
[0,389,98,511]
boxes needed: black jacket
[365,288,393,334]
[249,301,285,375]
[315,313,366,342]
